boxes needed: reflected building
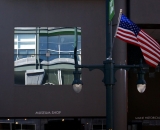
[14,27,81,85]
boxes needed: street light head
[137,70,146,93]
[72,80,83,93]
[72,70,83,93]
[137,84,146,93]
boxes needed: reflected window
[14,27,81,85]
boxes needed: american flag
[115,14,160,68]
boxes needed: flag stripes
[138,31,160,67]
[139,31,160,54]
[116,27,139,46]
[115,14,160,68]
[143,55,158,67]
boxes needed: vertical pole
[106,0,111,59]
[106,0,113,130]
[73,27,80,83]
[109,21,112,59]
[36,27,40,69]
[107,84,113,130]
[104,60,114,130]
[74,27,78,70]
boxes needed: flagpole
[114,9,123,37]
[108,9,123,59]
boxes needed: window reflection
[40,35,75,56]
[39,50,47,55]
[48,54,59,61]
[48,35,59,44]
[39,55,48,62]
[14,49,17,54]
[39,43,47,50]
[14,27,81,85]
[48,43,58,51]
[61,70,74,85]
[18,49,35,55]
[60,53,74,59]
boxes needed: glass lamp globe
[137,84,146,93]
[73,84,82,93]
[137,70,146,93]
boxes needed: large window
[14,27,81,85]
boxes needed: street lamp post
[72,1,148,130]
[72,33,148,129]
[72,60,147,130]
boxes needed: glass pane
[18,50,27,54]
[14,49,17,54]
[18,49,35,55]
[16,54,35,60]
[60,35,74,44]
[48,54,59,61]
[14,54,17,61]
[14,43,18,49]
[28,50,35,54]
[14,34,18,42]
[39,36,47,50]
[60,52,74,55]
[77,48,81,55]
[77,54,81,61]
[48,35,59,44]
[61,69,74,85]
[77,35,81,54]
[59,35,74,52]
[48,43,59,51]
[39,36,48,55]
[39,42,48,50]
[47,69,59,85]
[18,34,35,42]
[39,50,47,55]
[42,69,50,85]
[50,50,59,55]
[60,43,74,52]
[18,42,35,49]
[17,54,27,59]
[48,36,59,53]
[78,35,81,43]
[39,55,47,62]
[60,54,74,59]
[39,36,47,43]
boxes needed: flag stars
[119,14,140,36]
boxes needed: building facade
[0,0,160,130]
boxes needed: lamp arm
[75,62,149,72]
[114,64,148,70]
[75,64,104,72]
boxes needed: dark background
[128,0,160,120]
[0,0,106,117]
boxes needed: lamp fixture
[137,69,146,93]
[72,71,83,93]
